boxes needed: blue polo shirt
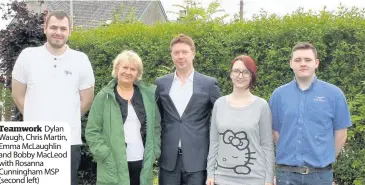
[269,76,352,168]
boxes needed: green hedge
[70,8,365,185]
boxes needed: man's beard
[48,39,66,49]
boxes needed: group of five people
[12,11,351,185]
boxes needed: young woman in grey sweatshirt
[206,55,275,185]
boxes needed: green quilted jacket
[85,79,161,185]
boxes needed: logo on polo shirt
[314,96,326,102]
[64,70,72,76]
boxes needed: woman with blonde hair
[86,50,161,185]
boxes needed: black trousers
[128,160,143,185]
[159,153,206,185]
[71,145,81,185]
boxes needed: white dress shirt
[169,70,194,147]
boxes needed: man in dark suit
[156,34,222,185]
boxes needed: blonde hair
[111,50,143,81]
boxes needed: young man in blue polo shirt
[269,42,352,185]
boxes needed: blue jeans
[276,168,333,185]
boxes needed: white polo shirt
[12,44,95,145]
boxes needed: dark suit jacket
[156,71,221,172]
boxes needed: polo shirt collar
[43,43,70,60]
[293,75,318,91]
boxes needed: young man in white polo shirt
[11,11,95,185]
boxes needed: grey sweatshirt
[207,96,275,185]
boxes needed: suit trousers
[159,151,206,185]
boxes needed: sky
[1,0,365,30]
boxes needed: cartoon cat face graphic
[217,130,256,175]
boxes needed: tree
[111,5,139,24]
[0,82,13,121]
[169,0,229,24]
[0,0,46,82]
[0,0,46,121]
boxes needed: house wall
[140,1,167,25]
